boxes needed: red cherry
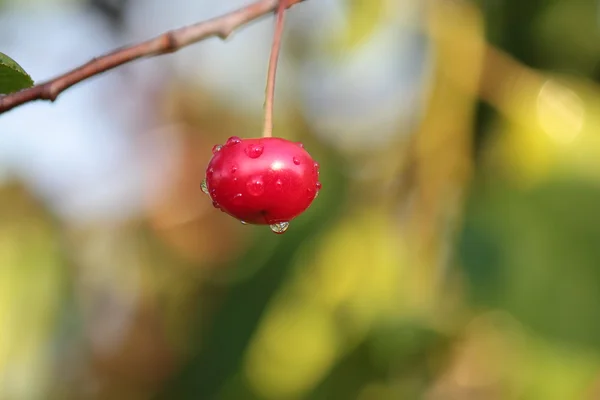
[201,136,321,233]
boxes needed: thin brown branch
[0,0,305,115]
[262,0,288,138]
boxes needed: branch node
[162,31,178,53]
[217,31,230,40]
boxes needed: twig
[262,0,288,138]
[0,0,305,115]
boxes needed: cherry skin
[202,136,321,232]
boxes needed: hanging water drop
[240,220,248,225]
[200,179,209,195]
[270,221,289,234]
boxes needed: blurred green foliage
[3,0,600,399]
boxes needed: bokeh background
[2,0,600,398]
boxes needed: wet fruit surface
[203,136,321,232]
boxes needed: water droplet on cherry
[212,144,223,154]
[306,188,316,199]
[293,157,300,165]
[270,221,289,234]
[230,165,238,174]
[232,193,243,204]
[212,200,220,209]
[200,179,209,195]
[245,144,264,159]
[226,136,242,146]
[316,182,322,190]
[246,177,265,196]
[275,179,283,190]
[314,162,320,172]
[296,142,304,148]
[241,220,248,225]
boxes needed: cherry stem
[262,0,287,138]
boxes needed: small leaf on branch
[0,52,34,95]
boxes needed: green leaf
[0,52,34,95]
